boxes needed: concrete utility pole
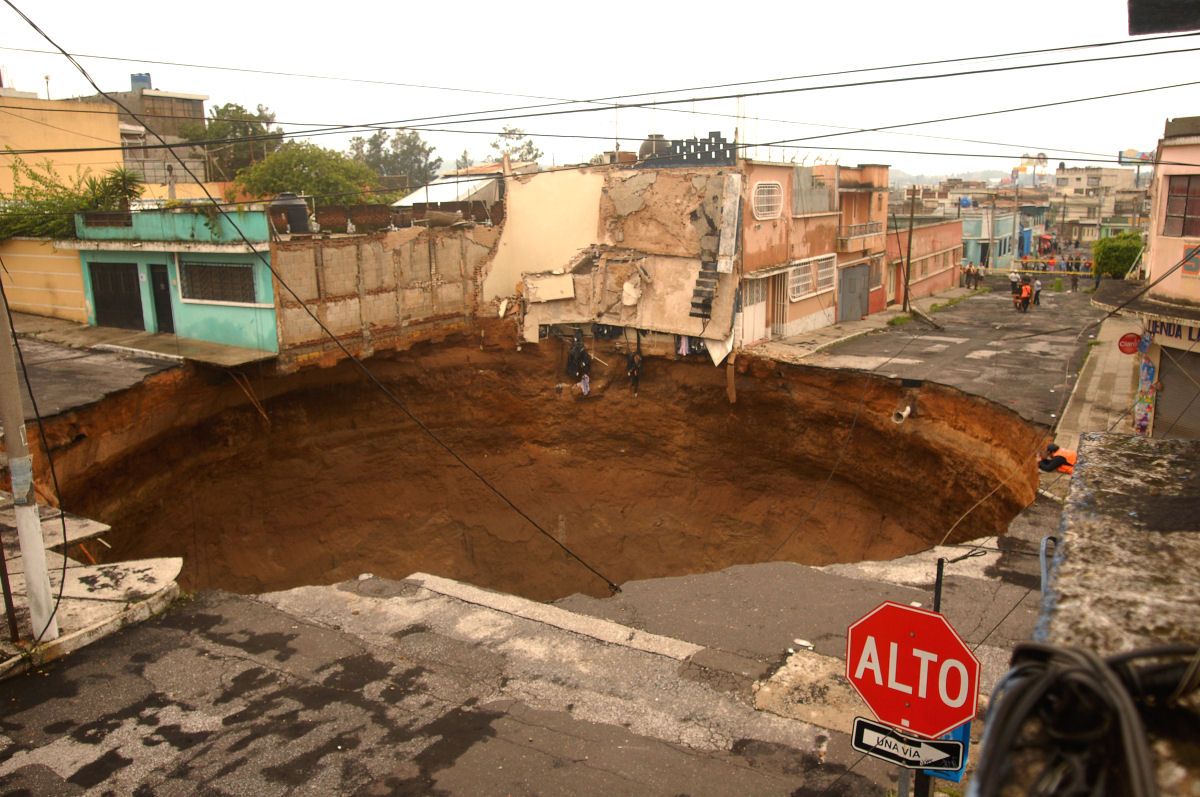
[0,288,58,641]
[903,186,916,312]
[1010,181,1021,264]
[989,193,997,272]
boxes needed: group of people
[1009,271,1042,312]
[961,263,984,289]
[565,328,644,398]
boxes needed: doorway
[150,264,174,334]
[90,262,144,330]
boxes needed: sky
[2,0,1198,181]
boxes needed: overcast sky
[3,0,1197,179]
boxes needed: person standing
[1033,277,1042,306]
[1070,271,1079,292]
[1019,279,1033,312]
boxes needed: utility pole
[1010,180,1021,263]
[903,186,916,312]
[988,193,997,273]
[0,288,58,642]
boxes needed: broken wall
[598,167,734,262]
[271,226,498,371]
[484,168,605,301]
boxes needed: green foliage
[887,314,913,326]
[454,150,474,171]
[487,126,543,163]
[0,154,145,240]
[348,129,442,190]
[180,103,283,182]
[1092,231,1142,278]
[1052,277,1063,292]
[233,142,380,201]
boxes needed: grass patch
[888,314,913,326]
[1052,278,1063,292]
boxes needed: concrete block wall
[272,226,495,371]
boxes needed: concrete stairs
[689,261,719,320]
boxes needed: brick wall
[270,226,498,371]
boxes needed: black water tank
[270,192,308,233]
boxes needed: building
[886,217,964,304]
[392,161,538,225]
[1093,116,1200,438]
[959,207,1016,270]
[0,91,125,194]
[1051,165,1147,246]
[65,207,279,354]
[509,134,892,358]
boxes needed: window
[180,261,256,303]
[870,257,883,289]
[743,277,766,306]
[815,255,836,292]
[752,182,783,220]
[1087,176,1100,186]
[1056,178,1069,187]
[789,261,814,300]
[1164,175,1200,237]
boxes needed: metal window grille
[1164,175,1200,237]
[180,261,256,303]
[753,182,783,220]
[789,261,814,301]
[870,257,883,288]
[815,255,836,292]
[744,277,767,305]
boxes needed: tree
[180,103,283,182]
[233,141,380,201]
[455,150,474,171]
[1092,231,1144,278]
[0,155,146,240]
[487,126,542,163]
[348,129,442,189]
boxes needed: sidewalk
[751,285,977,362]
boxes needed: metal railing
[838,221,883,238]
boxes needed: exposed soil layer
[50,323,1041,602]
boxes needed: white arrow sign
[850,717,965,771]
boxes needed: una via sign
[851,716,964,771]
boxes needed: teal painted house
[72,208,278,353]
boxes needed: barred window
[815,255,836,292]
[752,182,783,220]
[789,261,814,301]
[1164,174,1200,237]
[870,257,883,289]
[180,261,256,303]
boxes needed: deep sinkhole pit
[47,328,1041,602]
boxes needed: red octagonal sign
[846,601,980,740]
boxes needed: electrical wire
[4,0,622,595]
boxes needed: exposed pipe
[892,405,912,424]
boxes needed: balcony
[838,220,884,249]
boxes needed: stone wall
[270,226,498,371]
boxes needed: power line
[6,30,1197,130]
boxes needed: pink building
[1106,116,1200,437]
[738,161,888,344]
[886,218,965,307]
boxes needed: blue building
[71,207,278,353]
[959,209,1017,270]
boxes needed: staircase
[689,261,719,319]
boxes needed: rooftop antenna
[43,74,50,99]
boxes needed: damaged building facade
[496,135,891,362]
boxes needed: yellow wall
[0,239,88,322]
[484,168,605,301]
[0,96,124,195]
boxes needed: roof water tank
[131,73,152,92]
[270,192,309,234]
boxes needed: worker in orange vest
[1019,279,1033,312]
[1038,444,1077,474]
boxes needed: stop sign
[845,601,980,739]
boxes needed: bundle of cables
[969,642,1200,796]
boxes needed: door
[770,272,788,338]
[150,264,174,334]
[837,263,870,322]
[886,263,898,304]
[90,262,144,330]
[1155,348,1200,439]
[742,278,767,344]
